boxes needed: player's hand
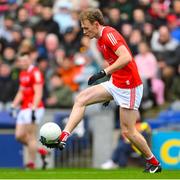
[31,110,36,123]
[58,141,66,150]
[9,106,17,118]
[88,70,106,85]
[39,136,60,148]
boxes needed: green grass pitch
[0,168,179,179]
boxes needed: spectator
[74,53,96,91]
[45,73,73,108]
[2,45,16,65]
[10,28,22,51]
[0,0,9,15]
[18,38,33,53]
[106,8,122,31]
[148,0,170,28]
[22,25,34,41]
[36,57,50,103]
[167,14,180,42]
[45,33,60,68]
[142,22,154,43]
[62,26,80,57]
[0,38,6,55]
[129,29,142,55]
[0,16,14,42]
[57,56,81,92]
[132,8,146,30]
[120,23,133,43]
[34,26,47,58]
[53,1,77,34]
[37,5,60,37]
[135,41,165,107]
[79,35,103,69]
[173,0,180,19]
[151,25,180,100]
[23,0,41,17]
[136,0,151,12]
[112,0,134,22]
[0,63,18,110]
[15,6,31,29]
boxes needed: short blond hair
[79,8,104,25]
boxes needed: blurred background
[0,0,179,170]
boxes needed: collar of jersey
[100,26,105,37]
[27,65,34,72]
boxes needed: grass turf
[0,168,179,179]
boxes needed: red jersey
[19,65,44,109]
[97,26,142,88]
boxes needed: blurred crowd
[0,0,179,111]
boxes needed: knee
[75,91,88,106]
[27,136,37,146]
[15,133,25,142]
[121,129,130,139]
[121,128,135,140]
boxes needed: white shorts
[16,108,45,125]
[101,81,143,110]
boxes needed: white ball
[40,122,61,144]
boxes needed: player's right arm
[11,87,23,108]
[104,45,132,75]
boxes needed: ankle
[146,155,159,166]
[26,161,35,169]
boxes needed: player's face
[81,20,99,39]
[18,55,31,70]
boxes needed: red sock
[26,162,35,169]
[38,147,49,156]
[146,156,159,166]
[59,131,70,141]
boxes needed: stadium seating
[0,111,23,168]
[146,110,180,129]
[0,111,16,129]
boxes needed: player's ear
[94,21,99,27]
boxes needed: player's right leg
[63,84,113,134]
[119,107,161,173]
[15,124,28,144]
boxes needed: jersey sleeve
[104,30,124,52]
[19,71,24,88]
[32,69,44,85]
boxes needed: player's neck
[97,25,105,39]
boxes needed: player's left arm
[32,83,43,110]
[32,70,44,110]
[104,45,132,75]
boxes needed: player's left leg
[26,123,38,168]
[63,84,113,133]
[120,107,161,173]
[25,108,46,169]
